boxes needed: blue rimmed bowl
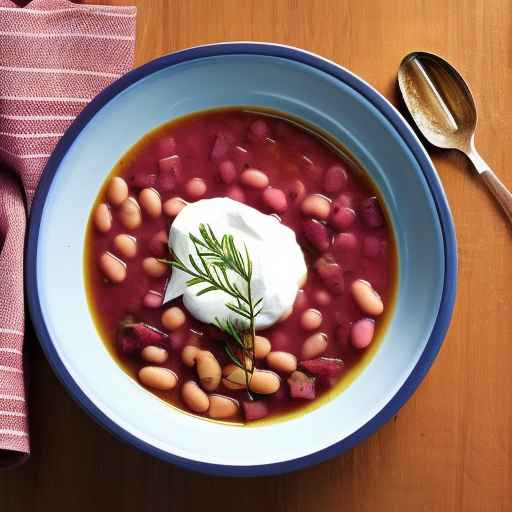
[26,43,457,476]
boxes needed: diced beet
[314,256,344,295]
[158,172,177,192]
[300,357,345,378]
[211,132,234,160]
[157,155,181,192]
[131,323,168,348]
[130,172,157,189]
[303,219,331,252]
[360,196,384,228]
[243,400,269,421]
[287,371,316,400]
[158,155,180,174]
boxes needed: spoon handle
[466,148,512,223]
[481,171,512,223]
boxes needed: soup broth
[85,108,397,425]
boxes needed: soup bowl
[26,43,457,476]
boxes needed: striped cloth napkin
[0,0,136,468]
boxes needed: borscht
[85,108,397,425]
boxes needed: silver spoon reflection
[398,51,512,223]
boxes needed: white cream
[163,197,306,329]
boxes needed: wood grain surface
[2,1,512,510]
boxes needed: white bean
[208,395,239,419]
[351,279,384,316]
[142,257,167,278]
[301,194,331,220]
[182,345,200,367]
[138,366,177,390]
[119,197,142,230]
[141,346,168,364]
[106,176,128,205]
[182,381,209,413]
[163,197,187,217]
[99,252,126,283]
[94,203,112,232]
[240,169,269,189]
[302,333,328,360]
[300,309,323,331]
[254,336,271,359]
[139,188,162,218]
[113,234,137,259]
[266,351,297,373]
[185,178,207,199]
[196,350,222,391]
[249,370,280,394]
[161,306,186,331]
[222,364,247,389]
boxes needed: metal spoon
[398,51,512,222]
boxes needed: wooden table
[2,1,512,510]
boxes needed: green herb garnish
[165,224,262,396]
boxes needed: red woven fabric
[0,0,136,467]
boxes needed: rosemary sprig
[167,224,262,396]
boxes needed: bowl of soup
[26,43,457,476]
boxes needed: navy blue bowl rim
[25,42,457,477]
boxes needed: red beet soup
[85,108,397,425]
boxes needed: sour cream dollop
[163,197,307,329]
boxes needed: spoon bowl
[398,51,512,223]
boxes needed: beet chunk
[157,155,181,192]
[314,256,344,295]
[131,323,168,347]
[287,371,316,400]
[117,322,168,355]
[303,219,331,252]
[360,196,384,228]
[300,357,345,378]
[242,400,269,421]
[211,132,234,160]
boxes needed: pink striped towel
[0,0,136,468]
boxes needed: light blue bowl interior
[35,54,445,472]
